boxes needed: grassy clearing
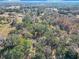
[0,24,15,37]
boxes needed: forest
[0,5,79,59]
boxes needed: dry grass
[0,24,15,37]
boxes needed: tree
[0,32,34,59]
[22,14,33,27]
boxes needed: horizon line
[0,1,79,3]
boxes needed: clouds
[20,0,62,1]
[0,0,79,2]
[0,0,47,1]
[0,0,20,1]
[0,0,56,1]
[48,0,62,1]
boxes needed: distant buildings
[6,6,20,9]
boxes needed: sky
[0,0,79,2]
